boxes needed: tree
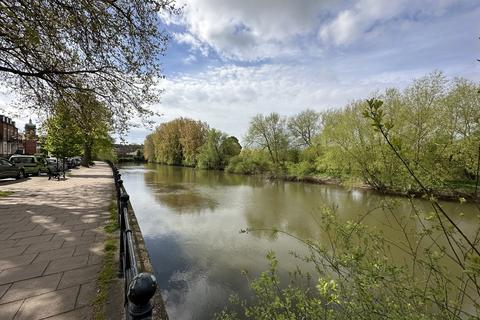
[61,92,113,166]
[44,104,83,159]
[144,134,156,162]
[287,109,321,148]
[179,119,209,166]
[198,129,241,169]
[222,136,242,159]
[146,118,208,166]
[0,0,177,132]
[245,113,290,165]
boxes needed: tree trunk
[82,139,93,167]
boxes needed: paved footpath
[0,162,114,320]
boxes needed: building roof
[25,119,36,129]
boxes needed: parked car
[9,155,48,176]
[73,157,82,167]
[0,158,24,179]
[46,158,67,173]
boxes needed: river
[119,163,478,320]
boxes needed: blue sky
[1,0,480,143]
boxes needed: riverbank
[272,174,479,202]
[0,162,121,319]
[143,161,478,202]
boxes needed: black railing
[109,161,157,320]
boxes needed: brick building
[0,115,21,158]
[23,119,38,155]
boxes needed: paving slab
[76,281,96,308]
[44,255,89,275]
[57,265,101,289]
[33,247,75,263]
[0,253,37,272]
[0,274,62,304]
[0,261,49,285]
[14,286,79,320]
[0,300,22,320]
[0,162,114,320]
[0,246,28,259]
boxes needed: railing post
[118,192,129,278]
[117,179,123,219]
[127,273,157,319]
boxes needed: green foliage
[93,135,116,162]
[0,191,14,197]
[245,113,290,165]
[93,196,119,320]
[198,129,242,169]
[317,73,480,194]
[288,109,322,148]
[0,1,177,134]
[217,205,480,320]
[44,103,83,158]
[144,118,209,166]
[286,161,317,177]
[44,93,114,165]
[144,119,242,170]
[226,149,272,175]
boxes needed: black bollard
[118,193,129,278]
[128,273,157,319]
[117,180,124,200]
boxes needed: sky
[1,0,480,143]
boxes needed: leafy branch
[364,98,480,257]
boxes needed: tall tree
[0,0,177,132]
[288,109,321,148]
[44,104,83,159]
[198,129,241,169]
[245,113,290,165]
[62,92,113,166]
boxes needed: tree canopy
[0,0,177,131]
[44,93,114,165]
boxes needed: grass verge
[0,191,14,197]
[93,195,119,320]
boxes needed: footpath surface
[0,162,113,320]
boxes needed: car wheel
[16,170,25,180]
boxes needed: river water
[119,163,478,320]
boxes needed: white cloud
[162,0,475,60]
[140,63,423,144]
[319,0,461,46]
[173,32,209,56]
[163,0,333,60]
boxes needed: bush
[226,150,271,175]
[286,161,317,177]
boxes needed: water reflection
[119,164,479,320]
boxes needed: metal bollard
[118,193,129,278]
[128,273,157,319]
[117,180,123,205]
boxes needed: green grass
[93,196,119,320]
[0,191,14,197]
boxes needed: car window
[10,157,38,163]
[0,159,11,165]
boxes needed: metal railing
[108,161,157,320]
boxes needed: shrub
[226,150,272,175]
